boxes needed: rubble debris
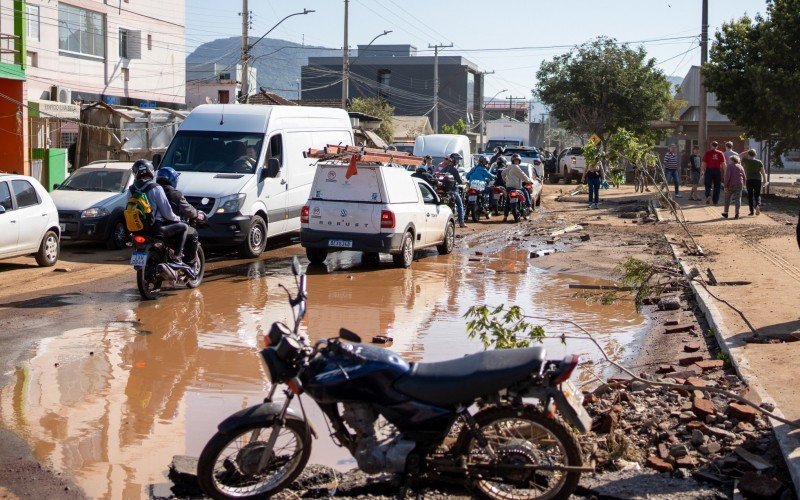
[658,296,681,311]
[737,471,784,498]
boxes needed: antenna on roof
[219,104,225,126]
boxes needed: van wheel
[35,230,60,267]
[306,248,328,265]
[437,221,455,255]
[392,232,414,268]
[239,215,267,258]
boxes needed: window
[147,34,152,50]
[419,183,437,204]
[267,134,283,166]
[377,69,391,98]
[0,182,12,211]
[161,131,265,173]
[11,180,40,208]
[217,90,230,104]
[119,28,128,58]
[27,51,38,68]
[59,3,105,58]
[121,67,129,81]
[27,5,40,41]
[57,169,130,192]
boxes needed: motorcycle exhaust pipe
[158,263,178,284]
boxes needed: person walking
[723,141,738,169]
[702,141,726,205]
[663,144,681,197]
[741,149,766,216]
[581,159,605,209]
[722,155,745,219]
[688,146,702,201]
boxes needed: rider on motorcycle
[155,167,206,266]
[440,153,466,228]
[467,156,495,202]
[421,155,435,174]
[129,160,187,265]
[502,153,534,221]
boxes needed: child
[722,155,746,219]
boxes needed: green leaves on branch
[441,118,467,135]
[464,305,545,350]
[616,257,657,312]
[349,97,395,144]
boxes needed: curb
[657,206,800,494]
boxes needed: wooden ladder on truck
[306,144,425,167]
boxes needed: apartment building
[185,62,257,109]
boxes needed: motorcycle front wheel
[136,250,162,300]
[453,406,583,500]
[186,246,206,289]
[197,419,312,500]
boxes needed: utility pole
[506,96,525,120]
[698,0,709,152]
[429,42,452,132]
[477,70,494,149]
[341,0,349,109]
[240,0,250,103]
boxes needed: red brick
[675,455,697,469]
[727,402,759,423]
[692,397,717,418]
[684,376,710,388]
[694,359,725,371]
[646,455,674,473]
[656,364,675,374]
[665,324,696,334]
[686,420,705,431]
[679,355,705,366]
[683,342,702,353]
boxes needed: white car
[50,161,135,249]
[300,163,456,268]
[557,147,586,184]
[0,174,61,266]
[518,163,544,207]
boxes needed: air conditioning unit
[50,85,73,104]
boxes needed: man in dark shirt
[156,167,206,265]
[701,141,726,205]
[440,153,466,227]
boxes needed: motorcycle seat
[393,347,546,407]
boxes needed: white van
[300,163,455,268]
[157,105,354,257]
[413,134,471,170]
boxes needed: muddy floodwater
[0,247,645,499]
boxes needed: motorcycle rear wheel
[136,250,162,300]
[471,203,479,223]
[453,406,583,500]
[197,420,312,500]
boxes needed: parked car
[0,174,60,266]
[50,161,135,249]
[519,163,544,207]
[554,147,586,184]
[300,163,456,268]
[157,104,354,258]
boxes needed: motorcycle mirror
[291,256,301,276]
[339,328,362,343]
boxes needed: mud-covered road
[0,185,675,499]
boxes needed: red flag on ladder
[345,153,360,179]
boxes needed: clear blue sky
[186,0,768,99]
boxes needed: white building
[25,0,186,109]
[185,62,256,109]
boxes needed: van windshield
[161,131,265,174]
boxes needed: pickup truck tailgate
[306,201,380,234]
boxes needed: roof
[249,91,297,106]
[292,99,344,109]
[348,111,382,123]
[392,115,434,139]
[84,160,136,169]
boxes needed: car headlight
[81,207,109,218]
[216,193,246,214]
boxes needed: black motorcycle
[130,221,205,300]
[196,258,592,500]
[465,180,491,223]
[434,173,458,213]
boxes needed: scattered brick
[684,376,710,388]
[665,324,695,334]
[692,397,716,418]
[646,455,674,473]
[675,455,697,469]
[727,402,759,423]
[679,355,705,366]
[656,364,675,374]
[737,472,784,499]
[683,342,702,353]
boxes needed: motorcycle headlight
[216,193,246,214]
[81,207,109,219]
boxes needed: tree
[349,97,394,144]
[703,0,800,158]
[441,118,467,135]
[535,37,672,146]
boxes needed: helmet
[511,153,522,164]
[478,156,488,166]
[495,156,507,166]
[156,166,180,188]
[132,159,155,180]
[448,152,463,163]
[424,155,432,161]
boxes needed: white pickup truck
[300,163,456,268]
[556,147,586,184]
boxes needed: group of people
[412,150,537,225]
[664,141,767,220]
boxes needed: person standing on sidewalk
[581,159,605,209]
[689,146,702,200]
[662,144,681,197]
[701,141,726,205]
[722,155,746,219]
[741,149,766,216]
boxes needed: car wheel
[35,230,60,267]
[392,232,414,268]
[239,215,267,258]
[535,193,542,207]
[563,167,571,184]
[106,219,129,250]
[306,248,328,265]
[437,221,455,255]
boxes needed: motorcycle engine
[342,403,415,474]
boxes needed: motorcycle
[491,185,507,216]
[196,258,592,500]
[434,172,458,213]
[506,187,531,223]
[465,180,491,223]
[130,219,206,300]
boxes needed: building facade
[185,62,256,109]
[301,44,481,133]
[0,0,28,174]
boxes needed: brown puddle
[0,248,644,499]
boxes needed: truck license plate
[328,239,353,249]
[130,250,147,269]
[468,195,477,201]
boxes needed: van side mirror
[262,158,281,180]
[152,154,162,168]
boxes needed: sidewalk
[660,194,800,491]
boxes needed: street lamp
[342,30,392,108]
[242,9,315,102]
[479,89,507,151]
